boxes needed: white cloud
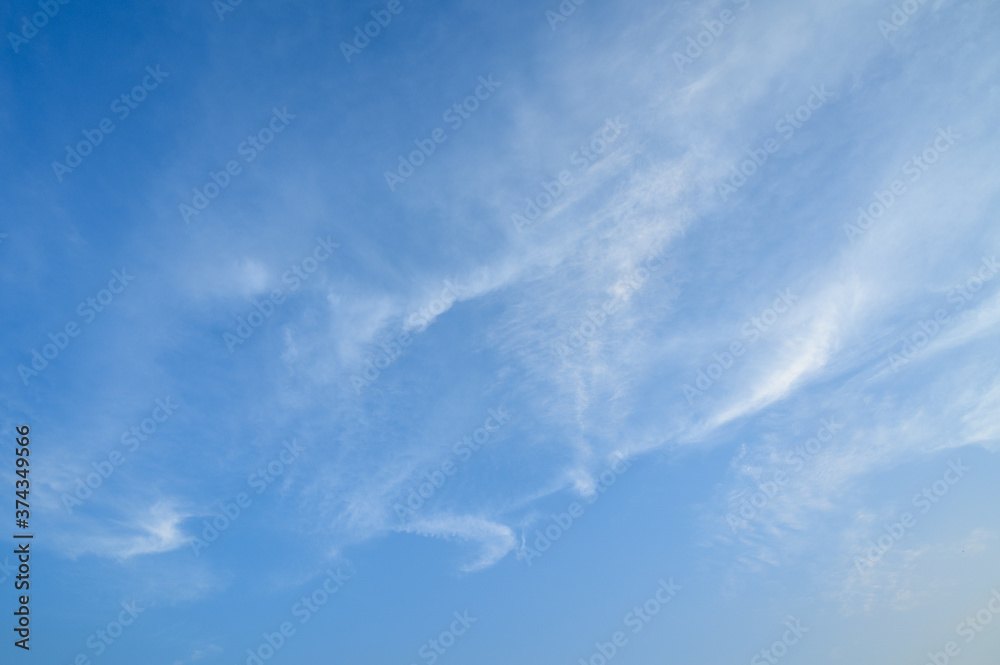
[398,515,517,572]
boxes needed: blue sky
[2,0,1000,663]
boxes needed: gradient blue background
[2,0,999,663]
